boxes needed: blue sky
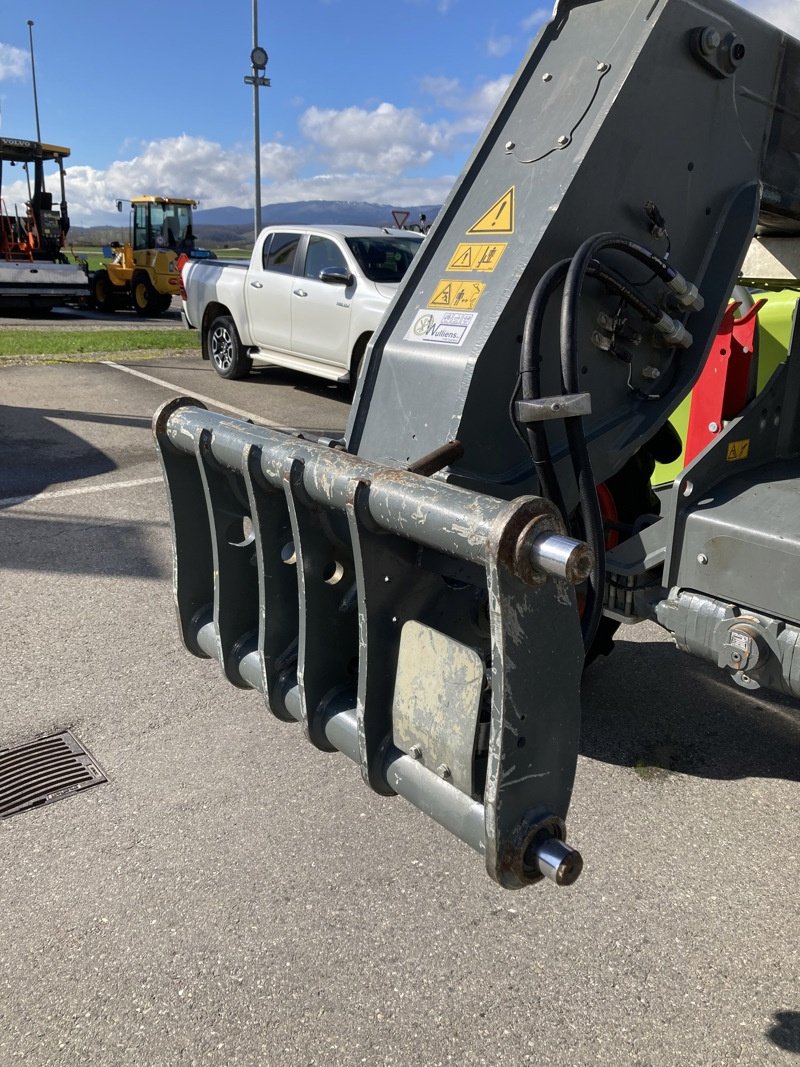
[0,0,797,226]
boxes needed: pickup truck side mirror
[319,266,354,287]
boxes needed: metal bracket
[514,393,592,423]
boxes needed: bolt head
[436,763,452,780]
[701,26,722,54]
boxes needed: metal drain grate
[0,730,107,818]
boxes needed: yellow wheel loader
[91,196,207,316]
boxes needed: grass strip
[0,329,199,358]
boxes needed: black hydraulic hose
[517,256,663,519]
[559,233,675,652]
[518,236,675,652]
[588,260,663,324]
[519,259,571,516]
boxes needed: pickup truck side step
[154,397,590,889]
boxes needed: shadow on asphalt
[767,1011,800,1053]
[0,403,121,505]
[582,634,800,782]
[0,512,167,578]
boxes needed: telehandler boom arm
[155,0,800,889]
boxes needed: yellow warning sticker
[466,187,515,235]
[428,280,486,310]
[726,439,750,461]
[447,243,507,273]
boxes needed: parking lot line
[102,361,288,428]
[1,475,163,509]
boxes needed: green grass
[0,328,199,360]
[66,245,251,272]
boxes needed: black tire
[207,315,252,380]
[91,270,116,313]
[131,272,160,316]
[342,334,370,397]
[154,292,173,315]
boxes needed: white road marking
[1,476,163,509]
[101,360,288,428]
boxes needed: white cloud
[487,35,514,58]
[421,74,512,134]
[521,8,550,32]
[299,102,449,173]
[739,0,800,36]
[0,42,27,81]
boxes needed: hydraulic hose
[559,232,680,651]
[519,259,571,516]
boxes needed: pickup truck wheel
[208,315,252,380]
[132,272,159,316]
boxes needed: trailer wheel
[131,272,160,316]
[91,270,115,313]
[207,315,252,380]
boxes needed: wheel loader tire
[131,272,160,316]
[155,292,174,315]
[91,270,116,313]
[207,315,252,380]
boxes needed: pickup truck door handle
[293,288,308,298]
[250,281,263,289]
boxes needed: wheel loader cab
[131,199,194,253]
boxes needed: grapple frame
[155,398,591,889]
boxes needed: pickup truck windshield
[345,235,422,283]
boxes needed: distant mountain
[194,201,440,230]
[69,200,441,248]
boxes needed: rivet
[697,553,709,565]
[708,421,719,432]
[542,72,553,82]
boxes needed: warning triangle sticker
[467,187,515,235]
[467,188,516,236]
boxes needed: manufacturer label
[726,439,750,461]
[447,243,507,272]
[428,279,485,310]
[405,309,477,346]
[466,187,515,235]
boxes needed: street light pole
[244,0,270,244]
[27,20,42,143]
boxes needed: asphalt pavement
[1,352,798,1067]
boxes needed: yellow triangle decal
[467,187,515,235]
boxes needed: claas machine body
[154,0,800,890]
[91,196,208,316]
[0,136,88,310]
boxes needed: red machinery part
[684,299,766,464]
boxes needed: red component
[596,482,620,549]
[684,298,765,464]
[176,253,188,299]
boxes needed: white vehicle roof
[260,224,423,240]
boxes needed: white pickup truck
[180,224,424,384]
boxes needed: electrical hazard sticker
[404,309,477,347]
[726,439,750,461]
[428,279,485,310]
[466,187,515,235]
[447,243,507,272]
